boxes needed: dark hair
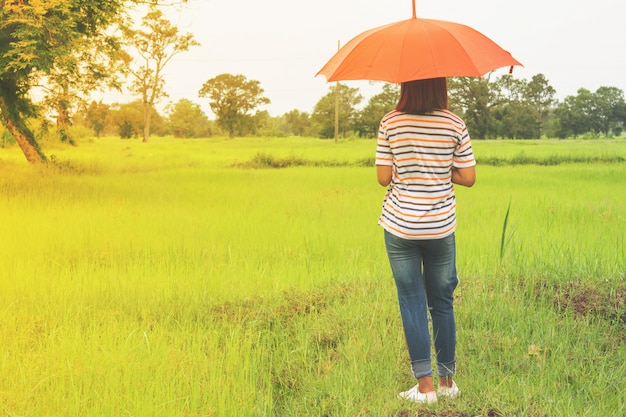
[395,77,448,114]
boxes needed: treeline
[96,74,626,140]
[5,72,621,145]
[308,74,626,140]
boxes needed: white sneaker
[437,380,460,398]
[398,384,437,404]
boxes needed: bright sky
[106,0,625,117]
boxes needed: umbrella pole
[412,0,416,18]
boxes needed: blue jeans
[384,230,459,379]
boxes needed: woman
[375,77,476,404]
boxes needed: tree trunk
[56,101,74,145]
[142,101,152,143]
[0,95,46,164]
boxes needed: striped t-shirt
[376,109,475,240]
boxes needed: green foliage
[280,109,313,136]
[165,98,212,138]
[0,0,134,162]
[357,83,399,138]
[449,76,494,139]
[1,128,15,147]
[525,73,557,137]
[447,74,626,140]
[123,7,199,142]
[110,100,143,138]
[66,124,96,144]
[102,100,165,139]
[311,83,363,139]
[198,73,270,138]
[479,152,625,166]
[499,198,514,260]
[554,86,626,138]
[84,100,110,138]
[245,152,307,168]
[233,151,370,169]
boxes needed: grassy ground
[1,137,624,416]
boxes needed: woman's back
[375,109,474,239]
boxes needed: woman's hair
[395,77,448,114]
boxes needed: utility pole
[334,40,340,144]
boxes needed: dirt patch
[207,283,354,326]
[553,281,625,326]
[396,410,503,417]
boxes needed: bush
[1,129,15,148]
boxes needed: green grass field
[1,137,625,416]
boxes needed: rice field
[1,137,624,416]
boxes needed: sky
[102,0,626,118]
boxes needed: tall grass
[1,137,624,416]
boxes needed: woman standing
[376,77,476,404]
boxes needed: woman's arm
[452,166,476,187]
[379,164,474,187]
[377,165,393,186]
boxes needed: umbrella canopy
[317,4,522,83]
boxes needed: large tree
[311,84,363,139]
[552,89,594,138]
[592,86,626,136]
[84,100,111,138]
[110,100,144,139]
[357,83,399,138]
[123,7,199,142]
[35,25,128,145]
[448,76,496,139]
[491,75,536,139]
[0,1,125,163]
[280,109,311,136]
[166,98,212,138]
[0,1,186,163]
[524,74,556,138]
[198,74,270,138]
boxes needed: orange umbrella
[317,1,522,83]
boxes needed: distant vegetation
[2,2,625,165]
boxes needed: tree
[0,1,170,163]
[524,74,556,138]
[0,1,121,162]
[85,100,111,138]
[552,89,594,138]
[311,84,363,139]
[357,83,399,138]
[166,99,212,138]
[492,100,537,139]
[592,86,626,136]
[449,76,496,139]
[611,96,626,137]
[110,100,144,139]
[281,110,311,136]
[124,7,199,143]
[491,74,536,138]
[34,20,128,145]
[198,74,270,138]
